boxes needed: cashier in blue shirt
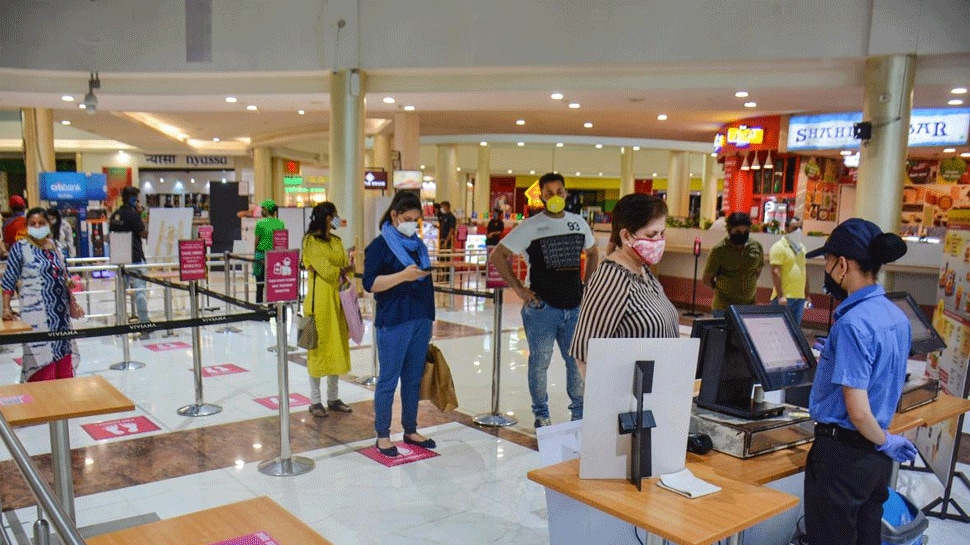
[803,218,917,545]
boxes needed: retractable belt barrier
[122,269,267,313]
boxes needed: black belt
[815,423,875,449]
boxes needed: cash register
[886,292,946,412]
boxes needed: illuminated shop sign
[39,172,107,201]
[727,126,764,147]
[144,155,231,167]
[787,109,970,151]
[283,175,303,186]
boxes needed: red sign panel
[178,239,207,281]
[0,393,33,406]
[198,225,214,247]
[200,364,248,377]
[145,341,192,352]
[209,532,281,545]
[485,247,508,289]
[82,416,160,440]
[254,393,311,410]
[265,249,299,302]
[272,229,289,250]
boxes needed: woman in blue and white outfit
[363,192,436,457]
[1,208,79,382]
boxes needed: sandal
[308,403,328,417]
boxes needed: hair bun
[869,233,907,264]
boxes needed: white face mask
[396,221,418,237]
[787,228,803,246]
[28,225,50,240]
[330,216,341,230]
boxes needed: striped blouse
[569,259,680,363]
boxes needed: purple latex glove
[812,336,827,352]
[876,433,918,463]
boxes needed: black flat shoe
[403,434,436,449]
[375,440,398,457]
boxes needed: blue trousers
[521,303,584,420]
[374,318,433,438]
[771,297,806,324]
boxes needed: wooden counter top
[87,497,334,545]
[0,376,135,427]
[528,458,798,545]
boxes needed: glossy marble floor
[1,284,969,545]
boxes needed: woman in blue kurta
[363,191,436,457]
[1,208,79,382]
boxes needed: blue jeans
[374,318,433,438]
[521,302,584,420]
[126,264,149,323]
[772,297,806,324]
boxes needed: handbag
[420,344,459,412]
[340,276,364,345]
[297,272,318,350]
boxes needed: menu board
[928,305,970,398]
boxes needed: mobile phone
[421,265,434,272]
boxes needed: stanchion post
[685,236,703,317]
[358,298,378,386]
[48,421,74,522]
[215,252,241,334]
[473,288,517,427]
[258,301,315,476]
[177,281,222,417]
[163,284,175,337]
[109,266,145,371]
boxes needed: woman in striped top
[569,194,679,377]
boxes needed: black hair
[47,207,62,237]
[379,191,422,227]
[25,207,49,223]
[538,172,565,192]
[121,186,140,206]
[307,202,338,241]
[858,233,907,275]
[726,211,752,229]
[440,201,451,208]
[610,194,668,247]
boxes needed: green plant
[665,216,700,229]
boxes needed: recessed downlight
[550,92,564,100]
[583,122,593,128]
[568,102,580,109]
[61,95,75,102]
[246,104,258,111]
[515,119,526,126]
[595,144,603,149]
[213,137,220,142]
[382,96,396,104]
[735,91,749,98]
[297,109,305,115]
[952,87,968,95]
[517,142,525,147]
[507,169,513,174]
[840,150,853,156]
[61,120,71,125]
[556,142,564,147]
[456,167,461,172]
[652,172,658,177]
[943,148,956,153]
[575,171,581,176]
[948,99,964,106]
[632,146,641,151]
[657,114,668,121]
[529,170,535,174]
[480,141,488,146]
[744,101,757,108]
[225,96,237,103]
[403,105,416,111]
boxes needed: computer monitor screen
[885,292,946,355]
[726,305,816,392]
[690,318,726,379]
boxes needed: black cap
[806,218,907,265]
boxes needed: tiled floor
[1,284,969,545]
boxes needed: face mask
[629,237,665,266]
[396,221,418,237]
[729,231,749,246]
[787,228,803,246]
[330,216,341,230]
[129,197,137,207]
[28,226,50,240]
[823,261,849,301]
[544,195,566,214]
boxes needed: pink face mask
[628,237,665,265]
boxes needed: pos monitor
[696,305,816,419]
[885,291,946,355]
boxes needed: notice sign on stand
[178,239,207,281]
[272,229,289,250]
[265,249,299,302]
[485,247,508,289]
[198,225,214,247]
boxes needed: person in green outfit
[253,199,285,303]
[702,211,764,315]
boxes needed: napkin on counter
[657,468,721,499]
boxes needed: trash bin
[882,488,928,545]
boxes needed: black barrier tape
[194,285,269,313]
[121,269,190,292]
[0,310,271,345]
[431,286,495,299]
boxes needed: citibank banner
[39,172,108,201]
[787,109,970,151]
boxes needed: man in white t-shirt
[489,172,599,428]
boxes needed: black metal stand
[618,360,657,491]
[685,238,702,317]
[923,471,970,523]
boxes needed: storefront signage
[144,154,231,167]
[788,109,970,150]
[364,170,388,189]
[283,176,303,186]
[524,181,543,208]
[39,172,108,201]
[725,125,764,148]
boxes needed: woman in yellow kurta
[303,202,355,417]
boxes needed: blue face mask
[28,225,50,240]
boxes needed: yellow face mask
[544,195,566,214]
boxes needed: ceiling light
[225,96,237,103]
[840,150,853,156]
[735,91,749,98]
[551,92,564,100]
[78,103,86,109]
[595,144,603,149]
[530,170,535,174]
[480,141,488,146]
[420,164,426,169]
[744,101,757,108]
[61,95,74,102]
[556,142,564,147]
[297,109,305,115]
[403,105,415,111]
[598,172,603,176]
[750,154,761,170]
[657,114,668,121]
[516,119,526,125]
[568,103,580,109]
[952,87,968,95]
[711,152,717,157]
[382,97,395,104]
[633,146,641,151]
[82,72,99,115]
[160,178,165,183]
[466,181,473,187]
[948,99,964,106]
[456,167,461,172]
[962,153,970,158]
[575,171,581,176]
[246,104,258,111]
[740,155,750,170]
[943,148,956,153]
[177,133,188,139]
[507,169,513,174]
[517,142,525,146]
[652,172,658,177]
[61,120,71,125]
[191,178,196,183]
[763,151,773,169]
[213,137,220,142]
[583,122,593,128]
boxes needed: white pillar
[373,133,392,172]
[856,55,916,234]
[475,144,491,217]
[329,69,366,251]
[252,147,273,204]
[620,147,635,197]
[435,144,458,205]
[667,151,690,218]
[394,112,421,171]
[699,154,719,224]
[21,107,55,205]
